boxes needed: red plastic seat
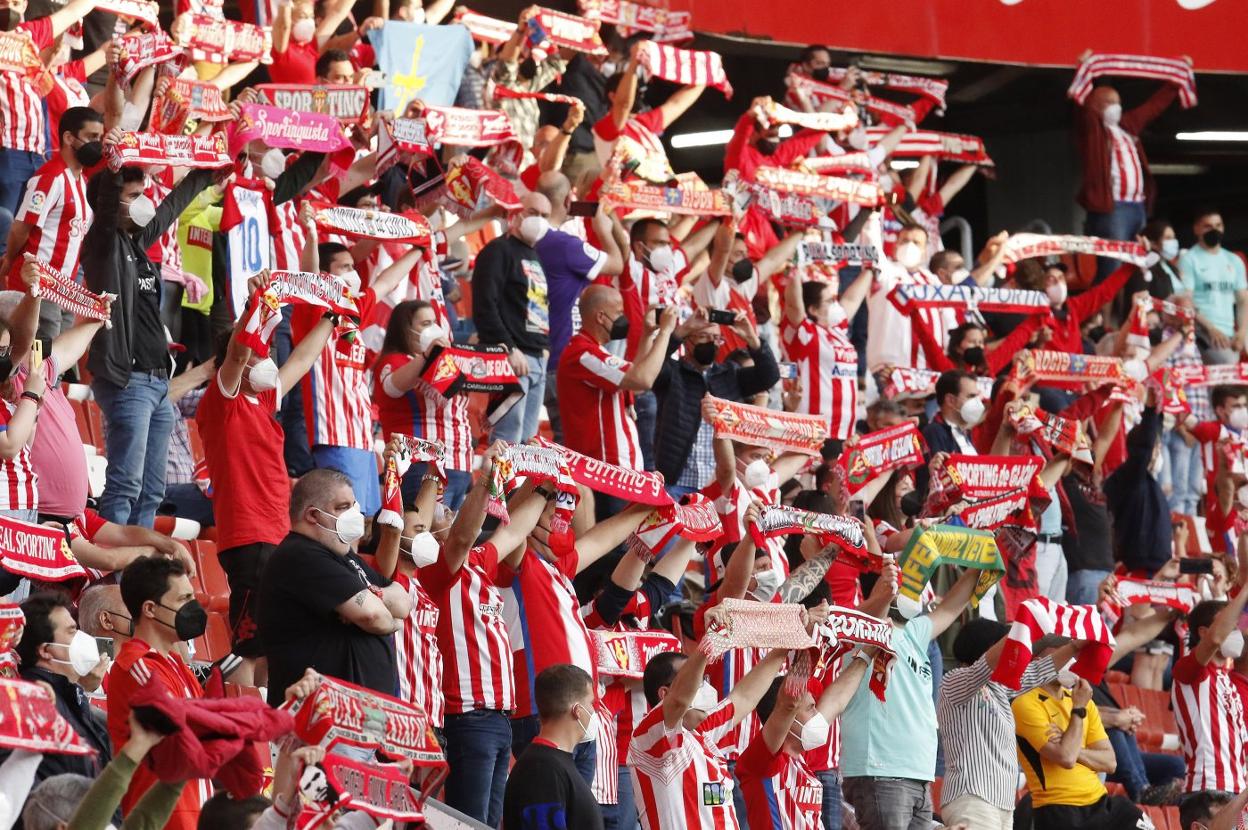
[193,540,230,614]
[192,613,232,663]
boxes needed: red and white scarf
[1002,233,1152,269]
[254,83,371,123]
[306,755,427,825]
[931,454,1046,504]
[704,395,827,456]
[436,155,521,218]
[954,489,1035,531]
[376,435,447,528]
[1068,53,1197,109]
[1169,362,1248,388]
[0,678,96,756]
[637,41,733,98]
[104,131,231,171]
[453,8,517,44]
[754,99,858,134]
[786,74,916,126]
[487,442,577,525]
[150,77,230,134]
[802,152,876,176]
[993,597,1116,689]
[749,505,867,561]
[172,13,273,64]
[838,423,927,495]
[28,257,114,327]
[309,201,431,245]
[493,85,583,109]
[0,515,87,582]
[591,630,680,679]
[0,605,22,653]
[576,0,692,42]
[865,126,995,167]
[882,367,991,402]
[888,283,1049,316]
[236,271,357,356]
[110,30,189,88]
[600,171,730,217]
[418,104,521,151]
[532,437,672,506]
[1100,578,1199,627]
[530,8,607,56]
[1014,349,1125,385]
[698,598,815,662]
[1009,403,1087,460]
[229,103,351,157]
[812,606,898,701]
[799,241,879,267]
[818,67,949,112]
[625,494,723,562]
[754,166,884,207]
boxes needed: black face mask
[608,314,629,341]
[0,355,11,381]
[810,66,830,82]
[961,346,985,367]
[757,138,779,156]
[104,610,135,637]
[691,341,718,365]
[518,57,538,81]
[156,599,208,641]
[1202,228,1224,248]
[900,490,924,518]
[73,140,103,168]
[1148,327,1165,346]
[731,257,755,284]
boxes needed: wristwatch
[1070,706,1087,719]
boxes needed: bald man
[472,192,557,443]
[557,286,676,467]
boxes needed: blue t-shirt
[535,229,607,369]
[1176,246,1247,337]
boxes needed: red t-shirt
[268,39,319,84]
[196,373,291,550]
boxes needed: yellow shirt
[1012,687,1108,808]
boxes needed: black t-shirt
[470,235,550,356]
[1061,475,1114,571]
[503,740,604,830]
[126,235,169,372]
[257,531,397,705]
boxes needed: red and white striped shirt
[557,332,642,468]
[375,353,474,473]
[803,668,842,772]
[271,198,307,273]
[866,264,958,371]
[591,697,620,804]
[1107,124,1145,203]
[420,542,515,714]
[7,157,91,290]
[501,547,599,719]
[46,62,90,153]
[1172,654,1248,793]
[781,316,858,441]
[295,291,376,451]
[593,107,668,167]
[630,699,741,830]
[737,737,823,830]
[0,19,53,153]
[393,571,445,727]
[0,399,37,511]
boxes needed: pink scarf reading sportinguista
[636,41,733,98]
[1068,53,1197,109]
[993,597,1116,690]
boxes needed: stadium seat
[1141,804,1180,830]
[192,612,233,664]
[193,540,230,614]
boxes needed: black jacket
[83,167,214,388]
[1,666,111,784]
[916,415,967,498]
[1104,406,1172,575]
[652,340,779,485]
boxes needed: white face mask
[1101,103,1123,126]
[246,357,279,392]
[404,531,440,568]
[1161,238,1180,259]
[418,323,445,353]
[894,594,923,620]
[47,629,102,678]
[959,396,986,427]
[518,215,549,246]
[752,567,782,602]
[1056,668,1080,688]
[690,680,718,712]
[127,194,157,227]
[259,147,286,179]
[1228,407,1248,430]
[826,301,847,328]
[645,243,676,274]
[1221,629,1245,660]
[315,504,365,545]
[791,712,831,751]
[895,241,923,271]
[950,267,971,285]
[575,703,599,743]
[1123,358,1149,383]
[742,458,771,490]
[291,16,316,43]
[339,269,362,295]
[600,60,618,77]
[1046,281,1068,305]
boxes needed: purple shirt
[535,229,607,369]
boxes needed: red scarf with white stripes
[104,131,231,171]
[110,30,189,88]
[993,597,1116,689]
[722,171,831,230]
[309,202,431,245]
[625,494,723,562]
[839,423,927,495]
[236,271,357,357]
[786,74,916,127]
[864,126,994,167]
[96,0,160,27]
[754,99,859,133]
[637,41,733,98]
[802,152,876,176]
[533,437,671,505]
[0,678,96,755]
[1068,53,1197,109]
[819,67,950,112]
[591,630,680,679]
[439,156,521,217]
[1100,578,1199,628]
[150,77,231,135]
[172,13,273,64]
[576,0,692,42]
[1168,362,1248,388]
[753,165,884,207]
[493,85,584,108]
[749,505,868,561]
[600,171,730,217]
[0,515,86,582]
[704,395,827,456]
[1002,233,1152,269]
[28,258,114,327]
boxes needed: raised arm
[573,503,652,574]
[720,502,763,599]
[619,307,678,391]
[726,648,787,728]
[815,650,872,721]
[277,317,334,393]
[926,566,981,639]
[777,545,840,604]
[657,85,707,131]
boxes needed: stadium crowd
[0,1,1246,829]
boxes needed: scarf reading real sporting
[254,83,371,123]
[838,422,927,495]
[27,257,114,327]
[899,525,1003,610]
[1068,52,1198,109]
[993,597,1116,689]
[104,131,231,171]
[703,395,828,456]
[0,514,88,582]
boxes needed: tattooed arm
[776,546,838,603]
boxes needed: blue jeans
[491,351,547,444]
[163,482,216,528]
[1163,429,1202,516]
[817,768,843,830]
[511,713,598,785]
[0,149,44,217]
[634,390,657,471]
[1106,727,1185,800]
[93,373,176,528]
[604,764,638,830]
[727,759,750,830]
[274,307,315,477]
[1085,201,1147,284]
[441,709,512,827]
[1067,569,1112,606]
[0,208,12,259]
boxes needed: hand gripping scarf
[96,0,160,27]
[487,442,578,527]
[110,30,189,88]
[308,201,431,245]
[377,435,447,529]
[27,257,114,326]
[1068,53,1197,109]
[888,283,1049,316]
[636,40,732,97]
[104,131,231,171]
[532,436,671,505]
[1013,349,1126,386]
[819,67,950,113]
[0,678,95,755]
[576,0,692,42]
[807,606,898,701]
[418,343,522,426]
[150,77,231,134]
[698,598,815,662]
[439,155,521,217]
[898,525,1004,611]
[1099,578,1200,628]
[1008,403,1088,460]
[254,83,371,123]
[785,74,917,127]
[749,505,868,562]
[704,395,827,457]
[753,165,884,208]
[172,13,273,64]
[591,629,681,679]
[992,597,1116,689]
[864,126,995,167]
[721,172,835,230]
[236,271,357,357]
[837,423,927,496]
[1002,233,1153,269]
[753,99,859,133]
[625,493,723,562]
